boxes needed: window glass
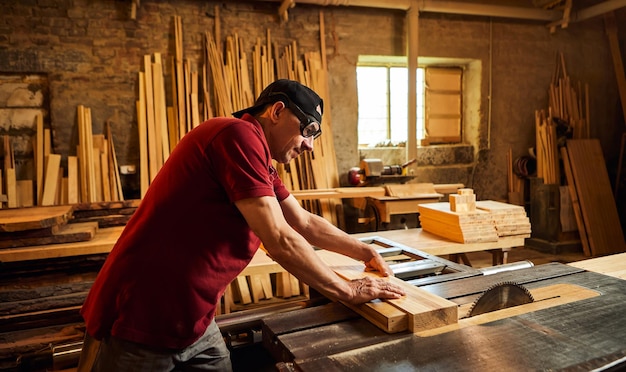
[357,65,425,147]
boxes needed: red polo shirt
[80,114,290,349]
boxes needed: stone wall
[0,0,623,202]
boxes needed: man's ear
[269,101,286,122]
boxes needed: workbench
[350,228,526,266]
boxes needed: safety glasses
[269,93,322,139]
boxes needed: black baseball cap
[232,79,324,125]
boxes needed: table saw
[221,236,626,371]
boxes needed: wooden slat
[137,73,149,197]
[41,154,61,206]
[560,146,591,256]
[16,180,34,208]
[143,55,158,182]
[67,156,79,204]
[35,113,44,205]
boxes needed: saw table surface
[262,261,626,371]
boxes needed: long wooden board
[316,249,458,333]
[565,139,626,256]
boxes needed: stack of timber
[0,205,97,249]
[418,193,531,244]
[70,199,141,228]
[475,200,531,238]
[418,203,499,244]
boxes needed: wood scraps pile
[418,189,531,244]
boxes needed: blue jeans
[86,320,232,371]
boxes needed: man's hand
[363,254,394,277]
[345,276,406,305]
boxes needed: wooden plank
[137,75,149,198]
[41,154,61,206]
[16,180,34,208]
[0,205,73,232]
[153,53,170,165]
[106,123,124,201]
[316,249,458,333]
[0,222,98,249]
[565,139,626,256]
[67,156,78,204]
[0,225,122,262]
[143,55,158,182]
[35,113,44,205]
[233,276,252,305]
[560,146,590,256]
[5,168,17,209]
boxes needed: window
[356,56,463,147]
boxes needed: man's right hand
[345,276,406,305]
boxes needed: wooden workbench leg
[450,253,472,266]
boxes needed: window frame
[356,55,465,148]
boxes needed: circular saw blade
[466,281,534,318]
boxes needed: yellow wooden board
[316,249,458,333]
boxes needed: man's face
[269,105,315,164]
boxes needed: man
[78,79,405,371]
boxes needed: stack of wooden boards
[0,201,140,252]
[0,205,97,249]
[418,189,531,244]
[1,110,124,210]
